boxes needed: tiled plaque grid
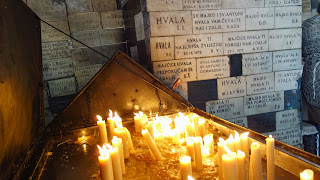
[25,0,127,125]
[145,0,305,146]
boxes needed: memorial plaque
[175,33,223,59]
[245,7,275,30]
[42,41,71,60]
[302,122,318,135]
[171,82,188,100]
[217,76,246,99]
[100,29,124,45]
[228,117,248,127]
[43,58,74,81]
[273,49,302,71]
[71,47,104,67]
[242,52,272,75]
[276,109,300,131]
[223,0,264,8]
[223,30,268,55]
[265,0,302,7]
[183,0,222,10]
[264,128,301,146]
[65,0,93,14]
[150,36,175,61]
[48,77,76,98]
[302,0,311,13]
[101,11,125,29]
[146,0,183,11]
[246,72,275,95]
[135,12,145,41]
[275,70,301,91]
[98,43,127,59]
[92,0,117,11]
[197,56,230,80]
[275,6,302,28]
[192,9,245,34]
[44,90,49,109]
[68,12,102,33]
[269,28,302,51]
[72,30,101,48]
[149,11,193,36]
[27,0,68,21]
[41,21,70,42]
[206,97,244,119]
[244,91,284,116]
[153,59,197,84]
[75,64,103,87]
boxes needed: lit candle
[203,134,214,155]
[107,110,116,137]
[240,132,249,158]
[300,169,314,180]
[186,138,195,160]
[266,135,275,180]
[107,145,123,180]
[237,150,246,180]
[173,129,180,145]
[222,146,238,180]
[97,145,114,180]
[234,131,241,152]
[111,136,125,174]
[114,112,123,128]
[180,156,192,180]
[114,125,131,159]
[193,136,203,171]
[218,138,226,180]
[199,118,207,138]
[97,115,108,145]
[146,122,155,139]
[141,129,164,160]
[249,142,263,180]
[188,176,195,180]
[226,134,235,152]
[192,114,201,137]
[134,111,147,133]
[185,122,195,137]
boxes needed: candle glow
[300,169,314,180]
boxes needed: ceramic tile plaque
[206,97,244,119]
[197,56,230,80]
[242,52,272,75]
[217,76,246,99]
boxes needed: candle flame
[112,136,119,141]
[240,132,249,138]
[199,118,205,125]
[300,169,313,179]
[96,115,103,121]
[202,146,210,156]
[187,175,195,180]
[219,137,226,143]
[224,145,232,154]
[180,156,191,163]
[203,134,212,145]
[108,110,113,118]
[97,144,109,157]
[234,131,240,138]
[227,134,234,143]
[237,150,245,157]
[269,135,273,138]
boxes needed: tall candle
[240,132,249,158]
[141,129,164,160]
[186,138,195,160]
[114,112,123,128]
[107,110,116,137]
[146,122,155,139]
[193,137,203,171]
[112,136,125,174]
[180,156,192,180]
[98,145,114,180]
[249,142,263,180]
[134,111,147,133]
[237,150,246,180]
[173,129,180,145]
[199,118,207,138]
[218,138,226,180]
[192,114,201,137]
[226,134,235,152]
[266,135,275,180]
[203,134,214,155]
[300,169,314,180]
[222,146,238,180]
[97,115,108,145]
[234,131,241,152]
[114,126,130,159]
[109,146,123,180]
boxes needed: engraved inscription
[228,117,248,127]
[275,6,302,28]
[269,28,302,51]
[302,0,311,13]
[100,29,124,45]
[42,41,71,60]
[147,0,183,11]
[265,0,302,7]
[150,36,175,61]
[206,97,244,119]
[242,52,272,75]
[41,21,70,42]
[75,64,103,87]
[101,11,125,29]
[276,109,300,131]
[217,76,246,99]
[275,70,301,91]
[72,30,100,48]
[223,0,264,8]
[197,56,230,80]
[183,0,222,10]
[264,128,301,146]
[245,7,275,30]
[273,49,302,71]
[43,58,74,81]
[246,72,275,95]
[68,12,101,33]
[48,77,76,98]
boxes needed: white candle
[146,122,155,139]
[112,136,125,174]
[249,142,263,180]
[218,138,226,180]
[114,126,131,159]
[266,135,275,180]
[109,146,123,180]
[226,134,235,152]
[300,169,314,180]
[173,129,180,145]
[234,131,241,152]
[186,138,195,161]
[114,112,123,128]
[203,134,214,155]
[193,137,203,171]
[222,146,238,180]
[180,156,192,180]
[98,145,114,180]
[237,150,246,180]
[199,118,207,138]
[240,132,249,158]
[107,110,116,137]
[192,114,201,137]
[134,111,147,133]
[141,129,164,160]
[97,115,108,145]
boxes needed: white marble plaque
[48,77,76,98]
[275,6,302,28]
[42,41,71,60]
[245,7,275,30]
[65,0,93,14]
[41,21,70,42]
[101,11,125,29]
[100,29,124,45]
[192,9,245,34]
[246,72,275,95]
[223,30,268,55]
[265,0,302,7]
[171,82,188,100]
[244,91,284,116]
[135,12,145,41]
[302,0,311,13]
[27,0,68,21]
[223,0,264,8]
[269,28,302,51]
[228,117,248,127]
[218,76,246,99]
[183,0,222,10]
[71,47,104,67]
[273,49,302,71]
[276,109,300,131]
[206,97,244,119]
[242,52,272,75]
[43,58,74,81]
[197,56,230,80]
[264,128,301,146]
[149,11,192,36]
[91,0,117,11]
[75,64,103,87]
[150,36,175,61]
[175,33,223,59]
[302,122,318,135]
[275,70,301,91]
[68,12,101,33]
[153,59,196,84]
[72,30,101,48]
[147,0,183,11]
